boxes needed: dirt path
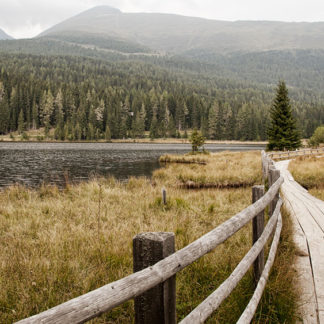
[276,160,324,323]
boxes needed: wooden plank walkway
[276,160,324,323]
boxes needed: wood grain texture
[237,212,282,324]
[276,160,324,324]
[269,169,280,216]
[133,232,176,324]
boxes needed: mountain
[40,6,324,55]
[2,6,324,94]
[32,6,324,94]
[0,28,13,40]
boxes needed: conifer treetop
[267,81,301,151]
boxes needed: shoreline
[0,138,267,145]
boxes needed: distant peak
[82,5,122,15]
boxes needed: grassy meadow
[0,151,297,323]
[289,156,324,200]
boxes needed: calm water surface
[0,142,265,188]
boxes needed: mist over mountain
[39,6,324,55]
[0,28,13,40]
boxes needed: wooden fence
[268,147,324,160]
[17,151,283,324]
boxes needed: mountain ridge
[0,28,13,40]
[39,6,324,55]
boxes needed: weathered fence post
[261,151,266,183]
[133,232,176,324]
[252,185,265,285]
[162,188,167,205]
[268,163,274,188]
[269,168,280,216]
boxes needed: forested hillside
[0,54,323,140]
[1,6,324,141]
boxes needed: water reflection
[0,142,265,188]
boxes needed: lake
[0,142,265,188]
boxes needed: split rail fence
[268,147,324,160]
[17,151,284,324]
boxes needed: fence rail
[268,147,324,160]
[16,151,283,324]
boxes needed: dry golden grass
[156,151,261,188]
[159,153,208,164]
[289,156,324,200]
[0,151,297,323]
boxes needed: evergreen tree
[149,115,158,139]
[149,104,159,139]
[0,83,9,134]
[208,101,218,139]
[42,90,54,136]
[235,104,250,140]
[94,99,105,131]
[31,100,39,129]
[137,103,146,137]
[17,109,25,134]
[267,81,301,150]
[167,115,177,138]
[9,87,18,131]
[105,125,111,142]
[0,97,9,134]
[87,123,95,140]
[54,90,64,140]
[74,123,82,141]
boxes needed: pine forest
[0,53,323,141]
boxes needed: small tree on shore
[309,125,324,147]
[190,128,205,153]
[267,81,301,151]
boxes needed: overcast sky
[1,0,324,39]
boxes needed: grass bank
[0,128,267,145]
[289,156,324,200]
[0,151,297,323]
[158,151,261,189]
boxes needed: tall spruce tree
[267,81,301,151]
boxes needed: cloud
[0,0,97,38]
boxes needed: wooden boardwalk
[276,160,324,323]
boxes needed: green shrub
[309,125,324,147]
